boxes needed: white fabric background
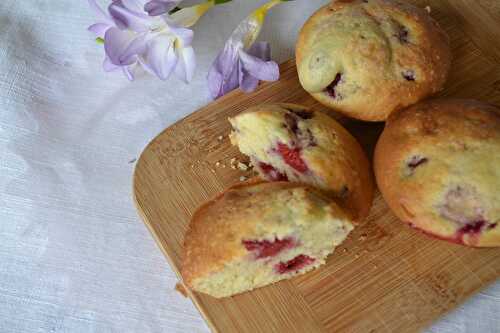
[0,0,498,332]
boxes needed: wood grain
[133,2,500,332]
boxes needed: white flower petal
[175,46,196,83]
[169,2,213,28]
[104,27,137,66]
[120,33,149,64]
[170,26,194,47]
[88,23,111,39]
[108,1,152,32]
[142,35,178,80]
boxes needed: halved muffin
[229,103,373,222]
[181,181,354,298]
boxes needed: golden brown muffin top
[374,99,500,246]
[296,0,451,121]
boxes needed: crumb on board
[354,253,360,259]
[230,157,237,169]
[239,176,247,182]
[342,248,348,253]
[215,161,221,167]
[358,233,368,241]
[175,283,188,298]
[217,135,223,141]
[425,5,431,13]
[237,162,248,171]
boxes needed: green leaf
[214,0,232,4]
[95,37,105,44]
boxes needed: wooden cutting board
[133,1,500,332]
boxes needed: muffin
[296,0,451,121]
[229,103,374,222]
[374,99,500,247]
[181,181,354,298]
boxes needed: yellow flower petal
[242,0,288,48]
[170,0,215,28]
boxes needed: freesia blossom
[207,0,291,99]
[88,0,228,81]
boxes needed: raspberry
[455,220,497,244]
[242,237,295,259]
[402,70,415,81]
[325,73,342,98]
[459,220,485,234]
[275,255,315,274]
[283,114,316,148]
[284,113,299,135]
[258,162,288,181]
[398,27,409,43]
[276,143,308,173]
[407,155,428,169]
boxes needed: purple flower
[87,0,201,82]
[87,0,115,38]
[208,41,278,99]
[207,0,285,99]
[144,0,180,16]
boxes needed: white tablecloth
[0,0,498,332]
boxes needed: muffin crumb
[237,162,249,171]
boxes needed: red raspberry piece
[276,143,308,173]
[459,220,486,235]
[275,255,315,274]
[325,73,342,98]
[407,155,428,170]
[242,237,295,259]
[258,162,288,181]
